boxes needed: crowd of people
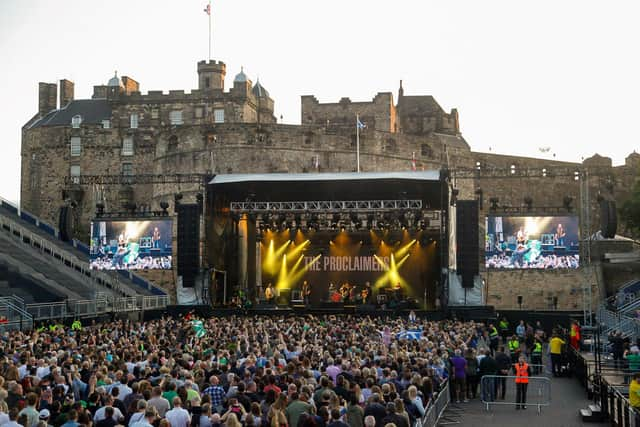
[89,256,172,271]
[0,313,568,427]
[485,253,579,270]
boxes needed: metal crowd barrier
[480,375,551,414]
[422,379,450,427]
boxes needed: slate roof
[28,99,112,129]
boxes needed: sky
[0,0,639,203]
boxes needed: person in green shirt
[624,346,640,384]
[162,382,178,408]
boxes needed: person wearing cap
[38,409,52,427]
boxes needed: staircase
[0,198,167,299]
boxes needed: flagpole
[208,0,212,60]
[356,113,360,172]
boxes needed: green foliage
[621,179,640,237]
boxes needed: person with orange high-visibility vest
[514,355,532,410]
[570,321,581,350]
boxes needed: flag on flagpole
[411,151,417,171]
[313,155,319,171]
[203,3,211,15]
[357,118,366,130]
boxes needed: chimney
[121,76,140,95]
[38,82,57,116]
[59,79,74,107]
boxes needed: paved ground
[437,373,609,427]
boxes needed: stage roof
[209,171,445,208]
[209,171,441,185]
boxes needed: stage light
[159,201,169,216]
[542,168,547,177]
[574,171,580,181]
[476,161,481,170]
[489,197,499,211]
[510,164,516,174]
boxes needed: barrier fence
[422,379,450,427]
[480,375,551,414]
[570,347,640,426]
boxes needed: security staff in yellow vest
[489,324,500,355]
[629,373,640,411]
[508,335,521,364]
[514,356,532,410]
[499,317,510,341]
[530,339,543,374]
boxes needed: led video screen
[485,216,579,269]
[90,220,172,270]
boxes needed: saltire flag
[313,155,319,170]
[357,118,366,130]
[411,151,417,171]
[191,319,207,338]
[203,3,211,15]
[396,329,423,340]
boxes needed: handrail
[0,215,138,298]
[24,294,169,322]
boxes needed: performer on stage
[265,282,275,305]
[301,280,311,307]
[516,226,527,245]
[152,227,161,249]
[554,223,566,246]
[328,282,337,302]
[340,282,352,303]
[362,281,372,304]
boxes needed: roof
[252,81,269,98]
[28,99,112,129]
[433,133,470,150]
[208,171,444,207]
[398,95,444,114]
[234,67,248,83]
[210,171,440,185]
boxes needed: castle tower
[198,60,226,91]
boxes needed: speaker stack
[177,204,200,287]
[456,200,479,288]
[599,199,618,238]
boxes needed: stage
[202,171,449,310]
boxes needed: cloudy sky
[1,0,638,203]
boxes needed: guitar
[265,287,274,300]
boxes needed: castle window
[151,109,159,119]
[102,120,111,129]
[121,162,133,176]
[122,137,134,156]
[70,165,80,184]
[130,113,139,129]
[421,143,433,157]
[70,137,81,157]
[385,138,397,153]
[168,135,178,152]
[205,77,211,88]
[71,115,82,128]
[195,107,204,119]
[214,109,225,123]
[169,110,183,125]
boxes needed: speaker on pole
[456,200,479,288]
[599,199,617,239]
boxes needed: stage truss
[230,199,423,213]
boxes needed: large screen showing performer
[485,216,579,269]
[89,220,172,270]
